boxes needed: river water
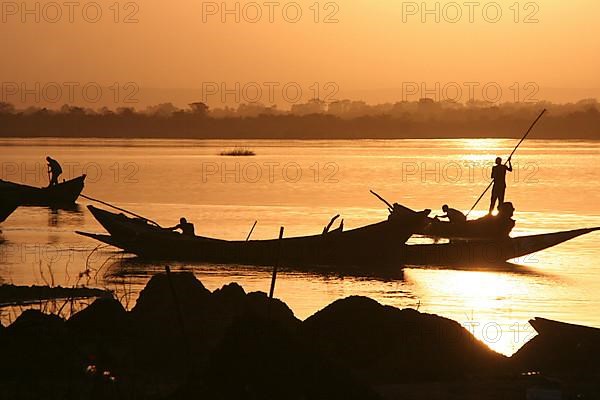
[1,138,599,356]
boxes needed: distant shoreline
[2,135,599,141]
[2,102,599,140]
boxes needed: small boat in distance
[77,205,426,269]
[0,175,86,207]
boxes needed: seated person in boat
[474,201,515,234]
[498,201,514,216]
[497,202,515,221]
[46,156,63,187]
[494,202,516,236]
[435,205,467,224]
[166,217,195,236]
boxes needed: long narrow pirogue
[78,205,599,268]
[77,205,425,269]
[0,175,86,206]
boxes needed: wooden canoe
[0,175,86,206]
[77,205,425,269]
[79,206,599,268]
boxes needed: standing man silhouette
[46,156,63,187]
[489,157,513,213]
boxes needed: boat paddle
[465,108,547,217]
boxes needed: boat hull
[0,175,86,206]
[529,317,600,339]
[420,216,514,239]
[81,205,424,269]
[80,206,599,268]
[402,228,600,266]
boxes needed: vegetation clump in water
[219,147,256,156]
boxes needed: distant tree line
[0,98,599,139]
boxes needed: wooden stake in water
[246,220,258,241]
[269,227,284,300]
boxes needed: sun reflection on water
[405,268,539,355]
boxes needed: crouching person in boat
[474,201,516,237]
[46,156,63,187]
[166,217,195,236]
[496,201,516,235]
[434,205,466,224]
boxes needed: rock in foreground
[1,272,598,399]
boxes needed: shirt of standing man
[491,159,512,186]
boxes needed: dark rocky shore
[1,272,598,399]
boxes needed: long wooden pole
[466,109,547,217]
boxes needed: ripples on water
[1,138,599,356]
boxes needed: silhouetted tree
[189,102,209,115]
[145,102,180,117]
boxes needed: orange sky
[1,0,599,108]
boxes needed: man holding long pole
[489,156,513,213]
[465,109,547,218]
